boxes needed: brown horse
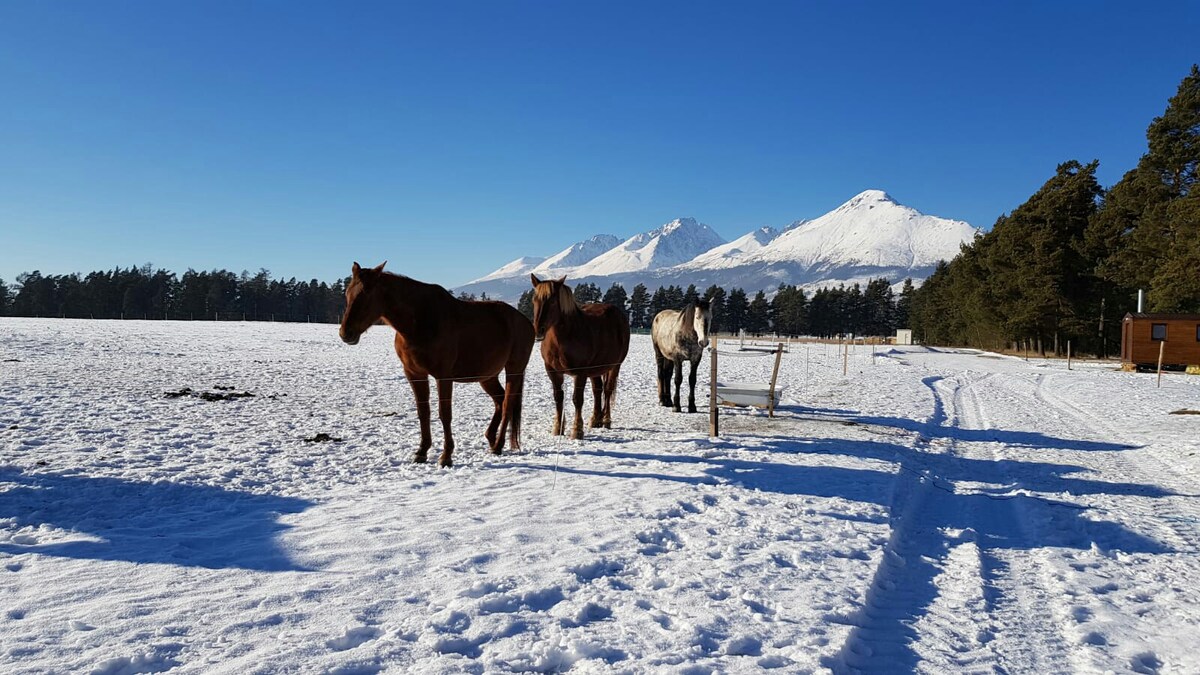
[530,275,630,440]
[339,262,534,467]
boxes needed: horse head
[530,274,576,340]
[690,299,711,347]
[339,260,388,345]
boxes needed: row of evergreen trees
[0,266,346,322]
[510,277,915,337]
[910,65,1200,355]
[3,262,913,337]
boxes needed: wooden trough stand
[709,338,786,437]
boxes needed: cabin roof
[1123,312,1200,321]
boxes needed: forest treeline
[0,267,347,322]
[910,65,1200,356]
[508,276,913,338]
[0,260,912,339]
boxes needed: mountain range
[454,190,980,301]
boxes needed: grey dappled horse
[651,301,711,413]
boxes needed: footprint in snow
[1130,652,1162,674]
[569,559,624,583]
[326,626,383,652]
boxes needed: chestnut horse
[339,262,534,467]
[530,275,630,440]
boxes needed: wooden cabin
[1121,313,1200,370]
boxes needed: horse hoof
[412,453,428,464]
[688,407,698,414]
[673,407,682,413]
[438,455,453,468]
[571,429,584,440]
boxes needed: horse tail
[604,365,620,416]
[508,371,523,449]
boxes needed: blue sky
[1,2,1197,288]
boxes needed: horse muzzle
[340,331,360,346]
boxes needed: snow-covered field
[2,318,1199,674]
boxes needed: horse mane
[555,284,580,316]
[379,271,454,300]
[681,303,695,325]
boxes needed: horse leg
[549,370,565,436]
[589,376,604,427]
[687,359,699,413]
[504,370,523,451]
[436,378,455,467]
[571,374,586,440]
[409,376,432,463]
[603,366,620,428]
[480,376,504,452]
[672,359,683,413]
[654,343,672,407]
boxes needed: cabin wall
[1123,318,1200,366]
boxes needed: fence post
[1157,341,1166,388]
[709,336,719,437]
[1067,340,1072,371]
[843,340,849,377]
[768,343,783,418]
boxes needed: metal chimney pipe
[1137,289,1145,313]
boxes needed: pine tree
[725,288,748,333]
[1090,65,1200,312]
[648,287,669,322]
[746,290,771,334]
[895,278,916,329]
[602,283,629,317]
[683,284,700,305]
[0,277,8,316]
[771,284,807,336]
[863,278,895,336]
[628,284,651,329]
[516,290,534,320]
[664,285,685,308]
[574,282,602,304]
[702,285,727,332]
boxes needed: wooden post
[842,340,849,377]
[1067,340,1072,370]
[768,343,783,418]
[1157,340,1166,388]
[709,336,719,437]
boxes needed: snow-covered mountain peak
[454,190,977,301]
[573,217,725,277]
[756,190,978,270]
[533,234,621,273]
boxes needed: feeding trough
[716,381,787,408]
[708,339,787,437]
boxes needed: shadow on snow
[0,467,312,571]
[510,389,1176,673]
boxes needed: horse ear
[374,261,387,273]
[352,262,362,277]
[531,274,542,287]
[555,276,567,286]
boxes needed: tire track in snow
[956,374,1081,674]
[1031,374,1200,555]
[826,373,1003,674]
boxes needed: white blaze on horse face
[694,308,709,347]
